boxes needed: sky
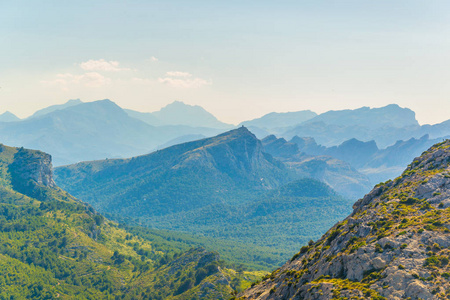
[1,0,450,125]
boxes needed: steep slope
[0,143,259,299]
[0,111,20,122]
[54,127,291,216]
[55,128,355,266]
[126,101,233,129]
[262,135,372,199]
[240,140,450,300]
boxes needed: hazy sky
[2,0,450,125]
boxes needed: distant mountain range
[261,135,373,199]
[126,100,233,129]
[0,98,449,193]
[245,104,450,149]
[0,99,227,165]
[290,134,443,184]
[239,110,317,135]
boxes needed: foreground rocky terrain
[240,140,450,299]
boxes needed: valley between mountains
[1,100,450,299]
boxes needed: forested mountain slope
[55,128,355,267]
[55,127,292,216]
[0,143,258,299]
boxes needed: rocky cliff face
[240,140,450,300]
[10,147,56,188]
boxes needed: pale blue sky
[1,1,450,124]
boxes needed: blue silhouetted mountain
[28,99,83,119]
[283,104,421,148]
[0,99,226,165]
[239,110,317,134]
[303,104,418,129]
[126,100,233,129]
[289,134,444,185]
[0,111,20,122]
[261,135,372,199]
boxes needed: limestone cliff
[0,144,56,199]
[10,147,56,188]
[240,140,450,300]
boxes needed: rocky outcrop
[10,147,56,188]
[240,140,450,300]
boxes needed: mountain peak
[0,111,20,122]
[152,101,232,128]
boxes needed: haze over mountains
[1,98,449,196]
[1,97,450,299]
[54,127,355,265]
[126,100,233,129]
[0,100,226,165]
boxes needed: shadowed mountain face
[241,140,450,300]
[290,134,444,185]
[54,127,292,216]
[261,135,373,199]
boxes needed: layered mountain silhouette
[28,98,83,119]
[244,104,450,149]
[239,110,317,135]
[240,139,450,299]
[291,134,443,185]
[0,111,20,122]
[54,128,355,263]
[261,135,373,199]
[0,99,226,165]
[126,100,233,129]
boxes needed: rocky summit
[239,140,450,299]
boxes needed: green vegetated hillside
[0,144,261,299]
[241,140,450,299]
[55,127,355,268]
